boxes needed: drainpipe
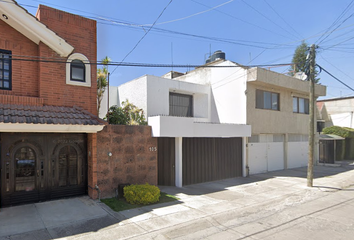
[95,185,101,202]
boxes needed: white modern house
[101,51,327,186]
[317,96,354,129]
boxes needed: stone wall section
[96,125,158,199]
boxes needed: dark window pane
[70,60,85,82]
[304,99,309,114]
[264,91,271,109]
[0,49,11,90]
[256,89,263,109]
[299,98,305,113]
[293,97,298,113]
[14,147,36,192]
[169,92,193,117]
[272,93,278,110]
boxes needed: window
[169,92,193,117]
[70,60,85,82]
[0,49,11,90]
[66,53,91,87]
[256,89,280,111]
[293,97,309,114]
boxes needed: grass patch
[102,192,179,212]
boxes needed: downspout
[95,185,101,202]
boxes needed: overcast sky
[16,0,354,99]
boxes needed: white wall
[99,86,118,119]
[174,60,248,124]
[145,75,210,119]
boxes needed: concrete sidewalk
[1,161,354,240]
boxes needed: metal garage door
[182,137,242,185]
[157,138,175,186]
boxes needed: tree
[288,42,320,82]
[106,100,147,125]
[97,56,111,116]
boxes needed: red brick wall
[0,5,97,115]
[96,125,158,199]
[37,5,97,115]
[0,19,39,97]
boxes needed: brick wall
[37,5,97,115]
[96,125,158,199]
[0,5,97,115]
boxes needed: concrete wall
[96,125,157,199]
[319,98,354,128]
[246,82,310,135]
[174,60,248,124]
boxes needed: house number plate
[149,147,157,152]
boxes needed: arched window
[66,53,91,87]
[14,147,36,192]
[70,60,85,82]
[58,146,78,187]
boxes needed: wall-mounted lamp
[108,152,112,157]
[2,14,8,20]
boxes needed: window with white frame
[256,89,280,111]
[66,53,91,87]
[293,97,309,114]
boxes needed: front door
[0,133,87,207]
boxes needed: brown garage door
[182,137,242,185]
[157,138,175,186]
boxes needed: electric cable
[317,64,354,92]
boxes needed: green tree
[97,56,111,116]
[288,42,320,82]
[106,100,147,125]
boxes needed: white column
[175,137,183,187]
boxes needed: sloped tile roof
[0,104,105,126]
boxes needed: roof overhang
[0,123,104,133]
[0,0,74,57]
[148,116,251,138]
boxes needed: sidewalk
[1,161,354,240]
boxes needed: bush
[123,183,160,205]
[322,126,354,138]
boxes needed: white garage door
[248,134,284,174]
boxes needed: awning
[0,104,106,133]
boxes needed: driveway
[1,161,354,239]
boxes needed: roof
[0,104,106,133]
[0,0,74,57]
[317,95,354,102]
[319,134,345,140]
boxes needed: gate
[182,137,242,185]
[0,133,87,206]
[157,138,175,186]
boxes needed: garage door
[182,138,242,185]
[1,133,87,207]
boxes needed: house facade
[0,1,104,207]
[102,51,326,185]
[101,75,251,187]
[317,97,354,129]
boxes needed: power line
[263,0,304,40]
[190,0,296,41]
[141,0,235,26]
[240,0,299,41]
[316,0,354,45]
[317,64,354,92]
[2,54,292,68]
[110,0,172,76]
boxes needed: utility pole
[307,44,316,187]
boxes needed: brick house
[0,1,105,207]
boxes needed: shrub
[322,126,354,138]
[124,183,160,205]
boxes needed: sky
[14,0,354,99]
